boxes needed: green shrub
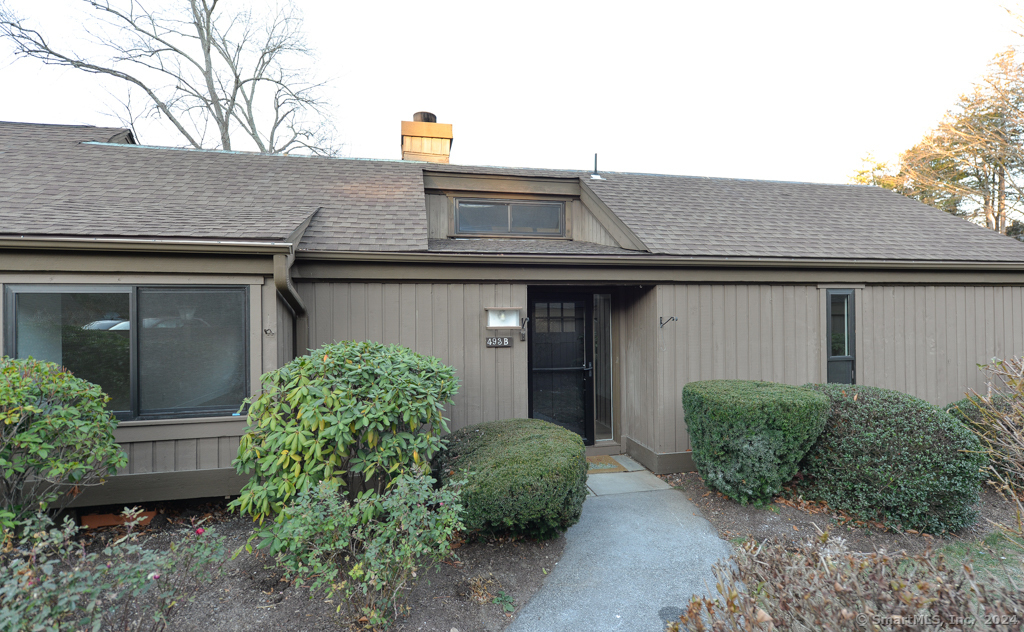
[230,340,458,523]
[434,419,587,539]
[945,393,1012,426]
[668,534,1023,632]
[801,384,986,533]
[0,357,127,528]
[681,380,829,506]
[267,473,464,627]
[0,508,228,632]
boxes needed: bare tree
[0,0,339,155]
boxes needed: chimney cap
[413,111,437,123]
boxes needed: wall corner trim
[622,436,695,474]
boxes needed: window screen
[13,291,131,412]
[456,199,563,236]
[138,288,248,414]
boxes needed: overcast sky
[1,0,1019,184]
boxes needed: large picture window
[455,199,564,237]
[4,285,249,420]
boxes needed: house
[3,118,1024,506]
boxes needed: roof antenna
[590,153,604,180]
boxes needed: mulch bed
[661,471,1022,556]
[73,497,564,632]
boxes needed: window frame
[825,288,856,384]
[3,283,250,421]
[452,197,567,239]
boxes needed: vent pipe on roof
[401,112,452,163]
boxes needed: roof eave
[294,249,1024,270]
[0,236,294,255]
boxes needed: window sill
[448,235,570,240]
[116,415,246,428]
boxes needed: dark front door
[528,294,595,445]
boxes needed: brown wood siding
[858,285,1024,405]
[620,286,659,453]
[426,193,448,239]
[277,296,295,365]
[116,436,241,475]
[297,281,529,431]
[654,284,823,454]
[571,200,620,246]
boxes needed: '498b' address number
[486,337,513,348]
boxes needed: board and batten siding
[297,281,529,431]
[620,286,659,453]
[570,199,620,246]
[858,285,1024,406]
[650,284,823,456]
[641,283,1024,463]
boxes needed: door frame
[527,290,596,445]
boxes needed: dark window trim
[3,283,250,421]
[453,197,567,239]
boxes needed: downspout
[274,253,309,355]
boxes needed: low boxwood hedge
[681,380,829,506]
[801,384,986,533]
[433,419,587,539]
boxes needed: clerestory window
[454,199,564,237]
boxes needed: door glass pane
[138,288,247,413]
[594,294,613,441]
[14,292,131,412]
[830,294,849,357]
[531,299,587,438]
[510,203,562,234]
[457,202,508,234]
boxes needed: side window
[826,289,855,384]
[5,285,249,419]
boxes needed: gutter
[293,249,1024,271]
[0,236,293,255]
[274,213,315,354]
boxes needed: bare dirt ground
[76,497,564,632]
[661,471,1022,557]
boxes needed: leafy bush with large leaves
[230,341,458,523]
[801,384,985,533]
[0,357,127,529]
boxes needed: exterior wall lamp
[485,307,528,341]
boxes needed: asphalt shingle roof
[0,122,427,251]
[4,121,1024,262]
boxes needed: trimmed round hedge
[682,380,829,506]
[802,384,986,533]
[433,419,587,539]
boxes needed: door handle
[584,361,593,375]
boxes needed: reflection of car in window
[106,317,212,330]
[82,319,128,330]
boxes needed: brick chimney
[401,112,452,163]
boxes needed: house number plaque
[486,336,513,348]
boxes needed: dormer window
[455,199,564,237]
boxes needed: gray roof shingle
[0,122,427,251]
[4,122,1024,263]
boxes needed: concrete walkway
[507,456,732,632]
